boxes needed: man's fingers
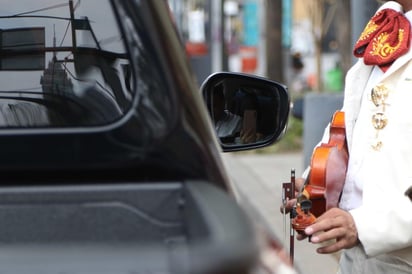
[316,240,345,254]
[310,227,346,244]
[295,177,305,191]
[296,232,308,241]
[279,198,297,213]
[279,177,306,214]
[304,208,345,235]
[303,208,359,253]
[304,219,336,236]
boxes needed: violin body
[308,140,348,216]
[292,111,348,232]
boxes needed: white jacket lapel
[343,60,373,149]
[382,48,412,80]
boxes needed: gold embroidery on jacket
[370,29,405,61]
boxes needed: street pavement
[221,152,340,274]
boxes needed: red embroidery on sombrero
[353,9,411,72]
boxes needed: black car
[0,1,293,273]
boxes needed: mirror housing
[201,72,290,152]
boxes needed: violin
[292,111,349,234]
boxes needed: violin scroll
[291,199,316,235]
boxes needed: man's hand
[280,177,305,214]
[303,208,359,254]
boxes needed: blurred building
[168,0,267,84]
[168,0,379,88]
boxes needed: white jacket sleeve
[349,141,412,258]
[350,190,412,258]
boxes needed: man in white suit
[285,1,412,273]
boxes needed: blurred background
[167,0,379,89]
[167,0,381,161]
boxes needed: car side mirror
[201,72,290,152]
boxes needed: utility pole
[266,0,284,82]
[335,1,351,75]
[69,0,77,51]
[309,0,323,91]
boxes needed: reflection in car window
[0,0,133,127]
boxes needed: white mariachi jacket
[340,2,412,264]
[340,53,412,263]
[308,2,412,264]
[312,56,412,263]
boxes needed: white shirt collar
[378,1,403,13]
[379,1,412,23]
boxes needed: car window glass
[0,0,133,127]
